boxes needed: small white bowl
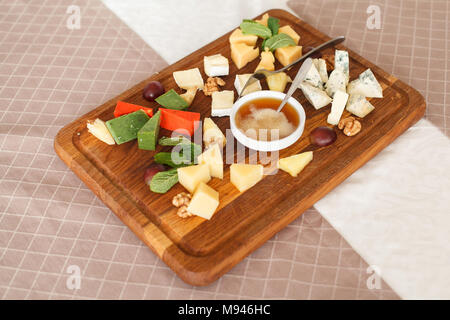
[230,90,306,152]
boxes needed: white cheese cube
[299,82,332,110]
[187,182,219,220]
[347,68,383,98]
[335,50,349,84]
[211,90,234,117]
[204,54,229,77]
[313,58,328,83]
[302,62,323,89]
[346,94,375,118]
[173,68,204,90]
[234,74,261,96]
[327,90,349,125]
[325,68,347,98]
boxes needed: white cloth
[101,0,450,299]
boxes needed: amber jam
[235,98,299,141]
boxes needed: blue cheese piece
[204,54,229,77]
[347,68,383,98]
[211,90,234,117]
[313,58,328,83]
[302,62,323,89]
[325,68,346,98]
[335,50,349,85]
[299,82,332,110]
[346,94,375,118]
[234,74,261,96]
[327,90,349,125]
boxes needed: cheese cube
[313,58,328,83]
[177,164,211,193]
[278,25,300,44]
[173,68,204,90]
[179,87,197,106]
[275,46,302,67]
[87,118,115,145]
[303,62,323,88]
[327,90,349,125]
[325,68,346,98]
[346,94,375,118]
[278,151,313,177]
[299,82,332,110]
[229,28,258,46]
[347,68,383,98]
[231,43,259,69]
[255,49,275,72]
[204,54,229,77]
[211,90,234,117]
[234,74,261,96]
[334,50,349,85]
[187,182,219,220]
[230,163,263,192]
[197,143,223,179]
[203,117,226,148]
[255,13,269,26]
[266,72,292,92]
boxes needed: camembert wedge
[278,151,313,177]
[173,68,204,90]
[187,182,219,220]
[211,90,234,117]
[230,163,263,192]
[299,82,332,110]
[204,54,229,77]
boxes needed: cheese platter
[55,9,425,286]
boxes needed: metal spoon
[237,36,345,99]
[277,57,312,112]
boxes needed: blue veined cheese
[335,50,349,85]
[347,68,383,98]
[327,90,349,125]
[325,68,346,98]
[299,82,332,110]
[302,62,323,89]
[313,58,328,83]
[346,94,375,117]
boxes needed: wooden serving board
[54,9,425,286]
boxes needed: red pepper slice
[159,108,200,137]
[114,101,153,118]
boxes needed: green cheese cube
[155,89,189,110]
[137,110,161,151]
[105,109,150,145]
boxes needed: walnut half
[338,117,362,136]
[172,192,193,218]
[203,77,226,96]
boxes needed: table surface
[0,0,448,299]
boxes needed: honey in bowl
[235,98,299,141]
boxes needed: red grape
[144,163,167,185]
[143,81,165,102]
[310,126,337,147]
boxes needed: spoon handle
[277,58,313,113]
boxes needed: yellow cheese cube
[255,48,275,72]
[230,163,264,192]
[177,164,211,193]
[255,13,269,26]
[275,46,302,67]
[197,143,223,179]
[231,43,259,69]
[187,182,219,220]
[278,25,300,44]
[203,117,226,149]
[266,72,292,92]
[278,151,313,177]
[229,28,258,46]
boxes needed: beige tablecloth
[0,0,447,299]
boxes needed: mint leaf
[263,33,296,51]
[267,17,279,36]
[154,152,190,168]
[240,20,272,39]
[150,169,178,193]
[158,135,191,146]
